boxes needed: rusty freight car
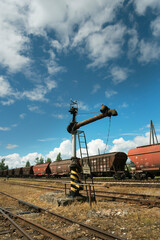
[85,152,129,179]
[49,152,129,179]
[22,166,34,177]
[8,169,14,177]
[50,159,72,177]
[14,168,23,177]
[128,143,160,179]
[33,163,51,177]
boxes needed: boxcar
[50,159,72,177]
[84,152,128,178]
[8,169,14,177]
[3,169,8,177]
[33,163,51,177]
[128,143,160,179]
[14,168,23,177]
[22,166,34,177]
[0,170,3,177]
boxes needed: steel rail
[0,207,69,240]
[94,194,160,207]
[3,181,160,201]
[0,191,126,240]
[0,208,34,240]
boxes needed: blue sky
[0,0,160,168]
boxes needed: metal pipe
[73,109,117,131]
[72,133,76,158]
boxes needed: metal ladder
[77,130,96,202]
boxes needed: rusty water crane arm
[67,104,118,133]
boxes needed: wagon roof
[33,162,50,168]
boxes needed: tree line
[0,152,62,170]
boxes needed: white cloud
[105,89,117,98]
[28,105,43,114]
[151,16,160,37]
[91,84,101,94]
[119,102,128,108]
[52,114,67,119]
[78,101,89,111]
[19,113,26,119]
[0,126,10,131]
[46,139,72,161]
[0,0,30,71]
[38,138,57,142]
[110,66,128,84]
[109,137,136,153]
[109,132,160,154]
[87,139,108,156]
[138,40,160,63]
[127,29,139,58]
[0,152,44,169]
[134,0,160,15]
[6,144,18,149]
[1,99,15,106]
[21,153,44,166]
[87,24,126,68]
[22,85,48,102]
[46,50,65,75]
[0,76,13,97]
[45,79,57,91]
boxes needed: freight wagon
[33,163,51,177]
[0,152,129,179]
[128,143,160,179]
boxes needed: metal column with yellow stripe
[69,162,83,197]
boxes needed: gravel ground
[0,180,160,240]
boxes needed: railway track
[2,180,160,208]
[0,191,126,240]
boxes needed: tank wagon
[128,143,160,179]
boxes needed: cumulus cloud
[87,139,108,155]
[0,152,44,169]
[109,132,160,154]
[46,139,72,161]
